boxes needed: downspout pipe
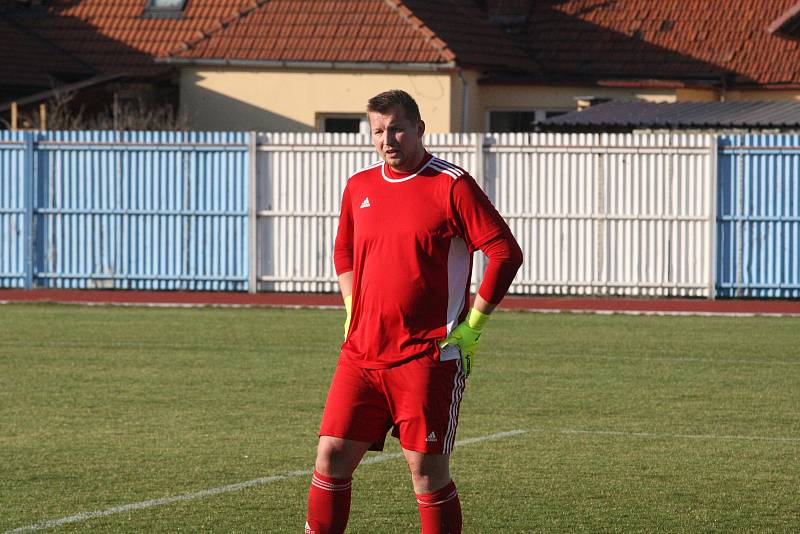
[458,68,469,133]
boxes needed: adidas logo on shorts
[426,431,437,443]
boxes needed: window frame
[317,113,370,135]
[142,0,187,19]
[487,109,570,133]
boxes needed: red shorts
[319,355,466,454]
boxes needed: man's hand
[439,308,491,377]
[343,294,352,340]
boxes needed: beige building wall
[674,88,800,101]
[473,85,800,130]
[449,69,483,132]
[180,68,461,133]
[180,67,800,133]
[476,85,678,129]
[675,88,719,101]
[723,89,800,101]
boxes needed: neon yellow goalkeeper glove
[343,294,352,340]
[439,308,491,378]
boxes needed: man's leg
[305,436,371,534]
[309,357,392,533]
[403,449,462,534]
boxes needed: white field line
[0,300,343,311]
[4,430,526,534]
[3,300,800,317]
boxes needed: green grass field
[1,303,799,533]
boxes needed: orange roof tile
[523,0,800,87]
[168,0,533,72]
[0,16,94,94]
[3,0,249,76]
[5,0,532,76]
[5,0,800,90]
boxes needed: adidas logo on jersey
[360,197,371,208]
[426,431,437,443]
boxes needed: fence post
[23,131,35,290]
[735,146,745,297]
[248,131,258,293]
[708,135,718,299]
[595,135,607,293]
[476,133,487,194]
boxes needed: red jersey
[333,153,522,368]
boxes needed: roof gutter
[597,78,800,91]
[478,77,722,89]
[595,79,698,89]
[157,57,458,72]
[767,0,800,39]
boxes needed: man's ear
[417,119,426,138]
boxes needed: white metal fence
[255,132,715,297]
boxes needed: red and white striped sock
[305,470,352,534]
[416,480,462,534]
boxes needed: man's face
[368,105,425,172]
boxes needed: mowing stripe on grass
[556,428,800,443]
[506,351,800,367]
[5,430,526,533]
[526,307,800,318]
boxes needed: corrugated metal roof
[542,101,800,130]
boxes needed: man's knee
[404,450,452,494]
[315,436,370,479]
[409,470,452,493]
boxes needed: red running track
[1,289,800,316]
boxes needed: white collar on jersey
[381,156,434,183]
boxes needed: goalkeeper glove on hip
[439,308,491,378]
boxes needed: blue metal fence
[0,131,251,291]
[0,132,27,288]
[717,135,800,298]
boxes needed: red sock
[416,480,462,534]
[305,470,352,534]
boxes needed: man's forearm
[475,232,523,306]
[338,271,354,300]
[472,294,496,315]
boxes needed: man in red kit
[305,89,522,534]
